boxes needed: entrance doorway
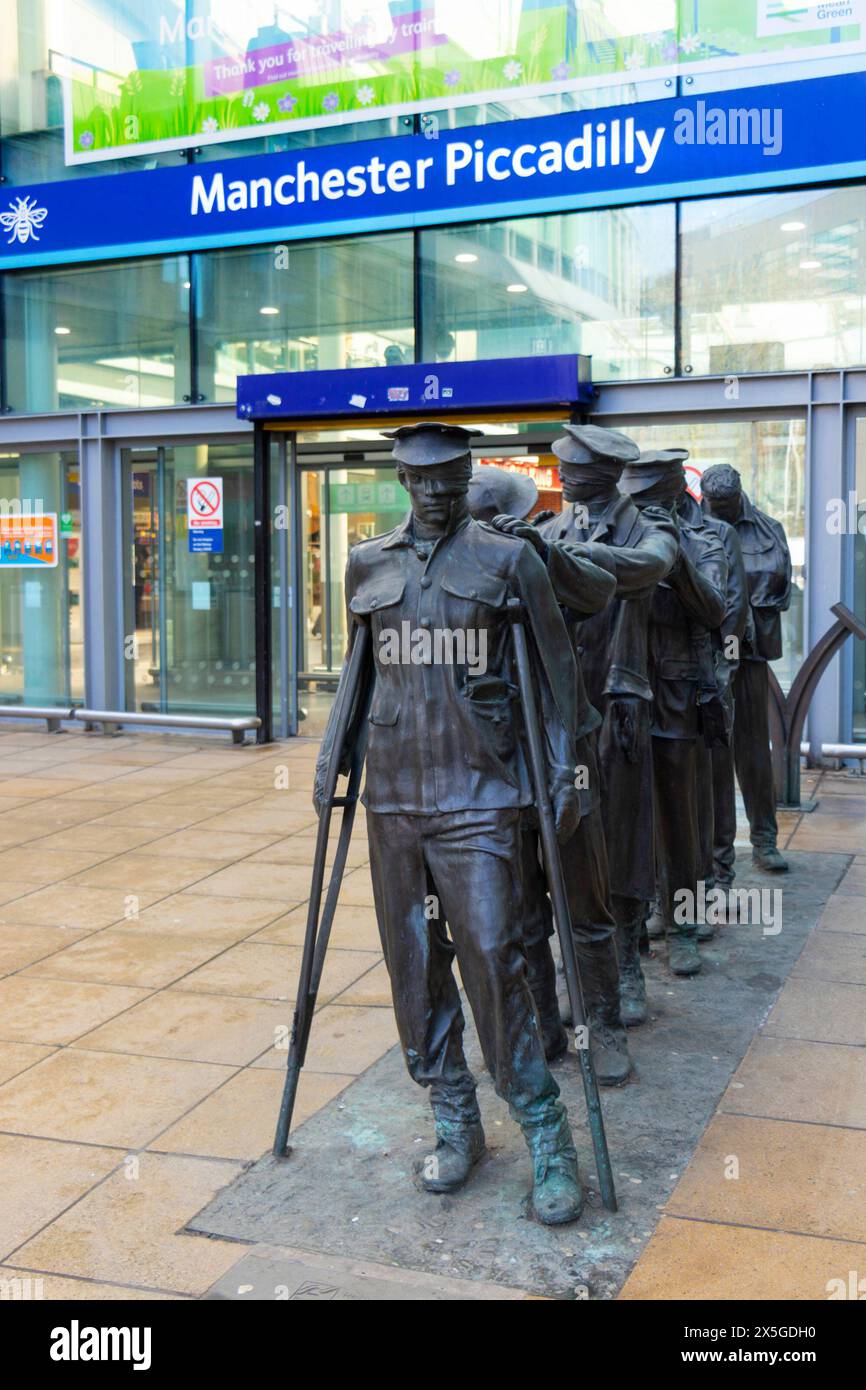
[287,421,562,735]
[121,441,256,717]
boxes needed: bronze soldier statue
[468,462,538,524]
[469,461,627,1079]
[677,487,752,923]
[700,465,792,875]
[537,426,679,1025]
[315,423,585,1224]
[619,450,727,976]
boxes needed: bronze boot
[614,899,648,1027]
[668,926,702,976]
[578,937,633,1085]
[524,938,568,1062]
[518,1097,582,1226]
[421,1079,486,1194]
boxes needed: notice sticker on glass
[192,581,211,611]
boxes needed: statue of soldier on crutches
[276,422,617,1225]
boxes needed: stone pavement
[0,721,862,1301]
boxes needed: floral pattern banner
[63,0,864,165]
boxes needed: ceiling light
[506,283,528,293]
[780,221,806,232]
[54,325,71,335]
[799,259,821,269]
[260,305,279,315]
[182,280,191,289]
[454,252,478,263]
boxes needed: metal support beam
[804,373,847,761]
[79,415,125,712]
[253,423,273,744]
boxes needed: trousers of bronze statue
[712,660,779,863]
[732,660,780,850]
[520,806,615,956]
[598,698,656,901]
[652,735,702,935]
[710,739,738,881]
[520,801,621,1044]
[696,737,714,884]
[366,806,559,1118]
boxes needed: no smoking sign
[187,476,224,553]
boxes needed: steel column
[253,422,273,744]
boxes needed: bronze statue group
[314,421,792,1227]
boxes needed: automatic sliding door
[298,461,405,735]
[122,442,256,716]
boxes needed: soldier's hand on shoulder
[491,514,549,562]
[553,784,581,844]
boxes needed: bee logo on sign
[187,477,224,553]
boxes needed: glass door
[298,460,407,736]
[122,441,256,716]
[0,450,82,707]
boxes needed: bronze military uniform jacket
[539,495,678,900]
[325,514,585,816]
[539,494,678,709]
[648,521,728,741]
[718,491,791,663]
[679,491,752,721]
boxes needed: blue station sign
[2,71,866,269]
[236,354,593,422]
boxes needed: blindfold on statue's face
[703,490,741,523]
[558,460,623,502]
[620,472,686,511]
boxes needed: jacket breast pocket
[349,576,405,619]
[464,675,517,763]
[440,570,508,612]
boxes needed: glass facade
[198,233,415,402]
[681,187,866,374]
[4,184,866,411]
[0,449,83,705]
[622,418,807,691]
[3,256,191,411]
[419,205,675,379]
[0,2,863,741]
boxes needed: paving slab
[187,849,847,1300]
[204,1244,533,1301]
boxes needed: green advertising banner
[62,1,865,165]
